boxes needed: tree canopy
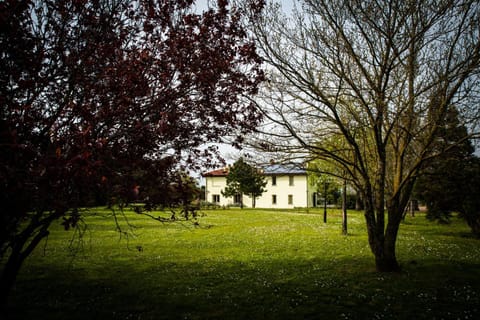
[250,0,480,271]
[414,106,480,236]
[0,0,265,302]
[414,107,475,223]
[222,157,267,208]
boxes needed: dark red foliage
[0,0,264,302]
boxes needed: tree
[414,106,480,236]
[415,107,475,223]
[417,152,480,237]
[250,0,480,271]
[460,156,480,237]
[0,0,265,303]
[222,157,267,208]
[130,165,201,220]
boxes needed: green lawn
[4,208,480,319]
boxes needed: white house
[202,164,318,209]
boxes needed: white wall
[204,174,313,208]
[256,175,309,208]
[204,176,229,206]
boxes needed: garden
[5,208,480,319]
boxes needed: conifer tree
[415,107,480,237]
[222,158,267,208]
[415,107,475,223]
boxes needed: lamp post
[342,178,347,235]
[323,179,327,223]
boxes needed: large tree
[0,0,264,303]
[460,156,480,237]
[249,0,480,271]
[415,106,480,236]
[414,106,475,223]
[222,157,267,208]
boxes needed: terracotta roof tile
[202,168,229,177]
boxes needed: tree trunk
[363,170,402,272]
[323,181,327,223]
[342,178,347,235]
[0,227,50,307]
[465,217,480,238]
[355,189,364,210]
[374,246,401,272]
[0,210,58,308]
[374,222,401,272]
[366,210,401,272]
[0,250,23,307]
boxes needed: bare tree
[250,0,480,271]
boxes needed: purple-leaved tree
[0,0,264,303]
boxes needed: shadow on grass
[6,256,480,320]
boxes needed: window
[288,194,293,205]
[289,175,294,186]
[272,194,277,205]
[234,194,242,204]
[212,194,220,203]
[272,176,277,186]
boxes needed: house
[202,164,318,208]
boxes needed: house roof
[202,167,229,177]
[202,164,306,177]
[262,164,306,175]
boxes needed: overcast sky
[194,0,294,14]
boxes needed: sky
[194,0,294,16]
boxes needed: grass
[4,208,480,319]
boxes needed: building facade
[202,164,317,209]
